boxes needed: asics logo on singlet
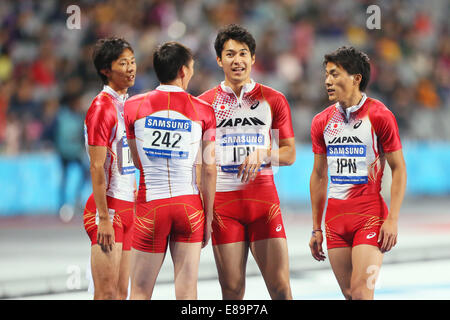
[250,101,260,110]
[366,232,377,239]
[328,136,363,144]
[353,120,362,129]
[276,224,282,232]
[217,117,265,128]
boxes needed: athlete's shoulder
[86,92,116,119]
[258,83,285,98]
[367,97,391,112]
[126,92,148,104]
[85,92,117,144]
[197,86,219,104]
[311,104,335,151]
[190,94,213,108]
[89,92,114,109]
[366,97,396,120]
[258,84,289,106]
[257,83,291,115]
[123,92,147,123]
[313,103,336,124]
[190,94,215,125]
[366,97,401,150]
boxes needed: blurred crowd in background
[0,0,449,161]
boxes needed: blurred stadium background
[0,0,449,300]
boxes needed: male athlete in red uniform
[199,24,296,300]
[124,42,216,300]
[83,38,136,300]
[309,46,407,300]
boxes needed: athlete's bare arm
[195,164,202,191]
[200,139,217,248]
[309,153,328,261]
[378,149,407,253]
[270,137,296,167]
[238,137,296,183]
[88,145,114,253]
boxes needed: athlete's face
[325,62,361,104]
[104,48,136,94]
[217,39,255,85]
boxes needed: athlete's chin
[229,73,250,83]
[327,94,337,102]
[126,79,135,88]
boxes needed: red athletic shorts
[212,185,286,245]
[325,193,389,250]
[132,194,205,253]
[83,194,135,250]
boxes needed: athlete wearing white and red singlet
[198,79,294,244]
[124,85,216,253]
[310,93,402,249]
[309,47,406,301]
[83,84,136,250]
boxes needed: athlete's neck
[224,78,252,97]
[107,82,128,96]
[339,91,363,109]
[164,79,186,91]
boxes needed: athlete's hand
[237,148,270,183]
[202,215,213,248]
[378,219,398,253]
[97,218,115,253]
[309,231,326,261]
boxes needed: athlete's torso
[124,85,216,202]
[198,81,294,192]
[311,94,402,200]
[84,85,136,202]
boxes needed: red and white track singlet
[124,85,216,253]
[311,94,402,200]
[198,80,294,245]
[84,85,136,202]
[311,94,403,249]
[124,85,216,202]
[198,80,294,192]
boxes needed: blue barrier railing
[0,141,448,216]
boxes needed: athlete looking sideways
[309,46,407,300]
[83,37,136,300]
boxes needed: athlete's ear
[101,68,110,79]
[178,65,186,79]
[353,74,362,88]
[216,56,223,68]
[251,54,255,65]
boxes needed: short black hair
[214,24,256,58]
[153,41,193,84]
[92,37,133,84]
[324,46,371,91]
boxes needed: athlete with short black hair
[199,24,296,300]
[84,37,136,300]
[124,41,216,300]
[309,46,407,300]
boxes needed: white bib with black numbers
[133,110,203,200]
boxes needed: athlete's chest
[212,92,272,130]
[323,110,376,184]
[324,109,373,148]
